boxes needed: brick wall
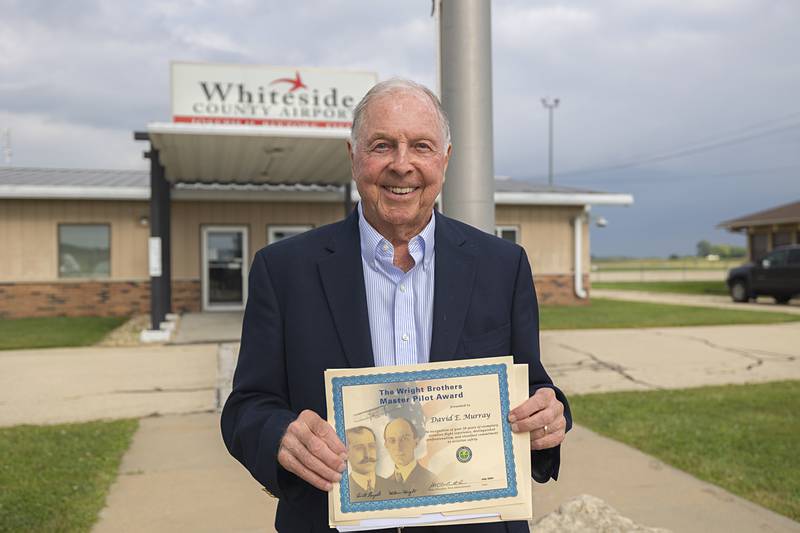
[535,274,591,306]
[0,275,587,318]
[0,279,200,319]
[172,280,201,314]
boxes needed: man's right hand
[277,409,348,491]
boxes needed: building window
[268,225,312,244]
[58,224,110,278]
[495,226,519,244]
[773,229,793,248]
[750,233,769,262]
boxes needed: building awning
[0,167,637,207]
[144,122,352,185]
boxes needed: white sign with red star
[171,62,377,129]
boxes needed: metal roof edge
[717,200,800,228]
[0,185,635,207]
[173,188,348,203]
[495,191,634,206]
[0,185,150,200]
[718,217,800,230]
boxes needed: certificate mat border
[332,363,517,513]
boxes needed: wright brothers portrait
[345,415,439,502]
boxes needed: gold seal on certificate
[325,356,532,530]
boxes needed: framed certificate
[325,356,532,529]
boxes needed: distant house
[718,200,800,261]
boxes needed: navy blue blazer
[221,209,572,533]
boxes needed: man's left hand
[508,388,566,450]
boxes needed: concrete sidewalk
[4,324,797,531]
[93,413,275,533]
[541,322,800,395]
[593,288,800,315]
[92,412,799,533]
[3,323,795,428]
[0,344,218,427]
[172,312,244,344]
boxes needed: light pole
[541,97,559,186]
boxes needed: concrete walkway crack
[62,386,215,400]
[552,342,661,389]
[112,386,216,394]
[650,331,797,372]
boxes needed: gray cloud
[0,0,797,255]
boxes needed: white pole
[574,207,588,299]
[439,0,495,233]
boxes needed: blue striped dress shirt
[357,202,436,367]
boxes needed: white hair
[349,78,451,152]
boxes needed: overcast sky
[1,0,798,256]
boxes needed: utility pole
[438,0,495,233]
[541,97,559,186]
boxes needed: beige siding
[1,198,587,283]
[170,201,342,279]
[496,205,589,275]
[0,199,343,282]
[0,199,150,282]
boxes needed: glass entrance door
[202,226,248,311]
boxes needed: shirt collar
[350,469,377,491]
[394,460,418,482]
[357,202,436,271]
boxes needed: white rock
[532,494,671,532]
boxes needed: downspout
[574,207,588,299]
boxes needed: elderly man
[221,78,571,533]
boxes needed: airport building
[0,63,633,323]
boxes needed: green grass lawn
[0,316,127,351]
[593,280,730,296]
[0,419,138,533]
[570,381,800,520]
[593,258,742,272]
[539,297,800,330]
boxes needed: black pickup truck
[726,244,800,304]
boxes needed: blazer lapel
[429,213,476,362]
[318,210,375,369]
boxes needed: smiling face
[348,90,451,244]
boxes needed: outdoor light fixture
[138,215,149,227]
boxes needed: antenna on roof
[2,129,11,165]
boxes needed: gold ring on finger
[543,424,549,434]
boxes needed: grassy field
[539,297,800,330]
[0,316,127,351]
[571,381,800,520]
[593,257,742,272]
[0,419,139,533]
[593,280,729,296]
